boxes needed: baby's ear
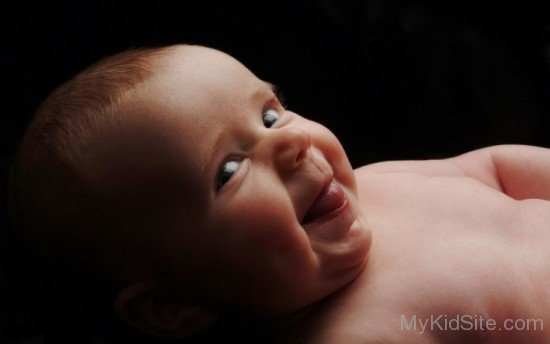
[114,281,217,339]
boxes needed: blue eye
[215,160,241,192]
[262,109,280,128]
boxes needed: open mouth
[301,179,349,225]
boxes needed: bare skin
[79,45,550,342]
[274,148,550,343]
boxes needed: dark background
[1,0,549,341]
[2,0,550,180]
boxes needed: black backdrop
[1,0,549,339]
[3,0,550,174]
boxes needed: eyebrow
[264,82,286,107]
[251,81,278,102]
[266,81,278,94]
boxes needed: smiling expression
[112,45,372,318]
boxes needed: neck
[245,280,364,342]
[190,305,311,342]
[206,289,350,343]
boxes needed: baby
[6,44,550,343]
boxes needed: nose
[256,127,311,175]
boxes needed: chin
[328,215,371,283]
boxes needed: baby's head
[7,44,372,339]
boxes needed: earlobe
[114,280,217,339]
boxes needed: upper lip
[296,145,334,225]
[299,174,333,225]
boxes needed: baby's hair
[3,43,184,342]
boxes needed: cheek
[219,179,310,254]
[305,120,357,190]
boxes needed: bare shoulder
[354,159,464,178]
[354,144,550,202]
[356,145,550,178]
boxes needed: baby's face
[117,46,372,317]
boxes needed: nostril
[296,148,307,164]
[271,129,310,172]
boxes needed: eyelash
[273,87,287,109]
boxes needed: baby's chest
[357,172,528,237]
[356,173,550,279]
[357,172,550,299]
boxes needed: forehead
[133,46,271,131]
[145,45,264,112]
[122,46,272,193]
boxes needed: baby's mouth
[301,179,348,225]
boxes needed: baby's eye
[215,160,241,192]
[262,109,280,128]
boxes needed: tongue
[302,181,346,224]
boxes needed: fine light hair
[4,43,183,342]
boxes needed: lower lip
[302,180,350,226]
